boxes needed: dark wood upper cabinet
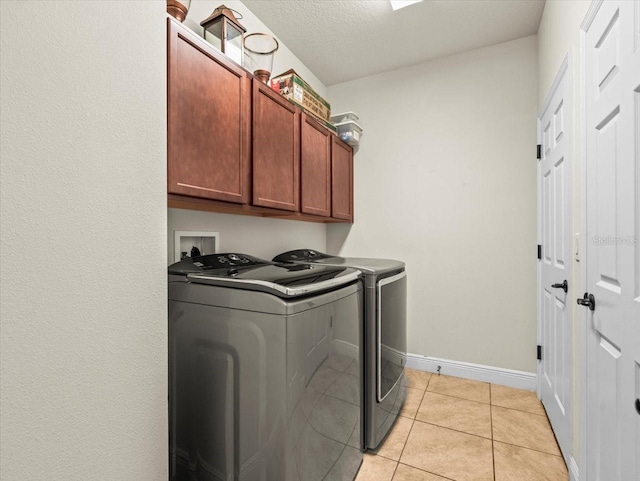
[300,113,331,217]
[166,19,354,223]
[167,18,250,204]
[331,136,354,222]
[252,79,300,212]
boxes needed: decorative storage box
[271,69,331,123]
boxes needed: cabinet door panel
[301,114,331,217]
[331,137,353,222]
[252,80,299,211]
[167,19,250,204]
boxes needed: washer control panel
[272,249,332,262]
[200,253,258,268]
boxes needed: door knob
[551,280,568,293]
[577,292,596,311]
[636,399,640,416]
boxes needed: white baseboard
[568,456,579,481]
[405,353,537,391]
[332,339,359,358]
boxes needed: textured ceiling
[241,0,545,86]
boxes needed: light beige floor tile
[494,441,568,481]
[399,387,424,419]
[416,391,492,439]
[355,453,397,481]
[427,375,490,404]
[375,415,413,461]
[401,368,432,390]
[400,421,493,481]
[491,384,546,415]
[393,463,450,481]
[492,405,561,456]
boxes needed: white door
[583,1,640,479]
[538,56,573,462]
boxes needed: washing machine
[168,253,364,481]
[273,250,407,451]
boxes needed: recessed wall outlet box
[174,231,220,263]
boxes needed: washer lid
[273,249,405,275]
[168,253,361,298]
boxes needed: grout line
[396,463,457,481]
[493,440,564,458]
[491,405,563,457]
[412,418,493,442]
[491,404,549,418]
[490,384,496,481]
[390,460,399,480]
[375,452,402,463]
[425,380,491,405]
[491,404,548,417]
[424,389,491,407]
[425,389,491,405]
[399,385,426,419]
[394,416,414,467]
[425,371,434,389]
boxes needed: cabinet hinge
[537,144,541,160]
[537,345,542,361]
[537,244,542,260]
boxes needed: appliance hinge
[537,244,542,260]
[537,345,542,361]
[537,144,541,160]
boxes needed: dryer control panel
[272,249,332,262]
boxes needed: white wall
[327,36,538,373]
[168,209,326,261]
[169,0,328,263]
[537,0,591,469]
[0,2,167,480]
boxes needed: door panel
[584,1,640,479]
[538,56,572,461]
[331,137,353,222]
[554,156,566,267]
[595,107,622,292]
[595,336,622,481]
[167,19,250,203]
[252,80,300,211]
[301,113,331,217]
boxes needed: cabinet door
[331,137,354,222]
[300,113,331,217]
[167,19,250,204]
[252,80,299,212]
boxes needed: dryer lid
[273,249,405,275]
[168,253,361,298]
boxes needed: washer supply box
[271,69,331,123]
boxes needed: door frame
[577,2,606,481]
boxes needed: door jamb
[578,2,605,480]
[536,118,542,401]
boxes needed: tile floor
[357,369,568,481]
